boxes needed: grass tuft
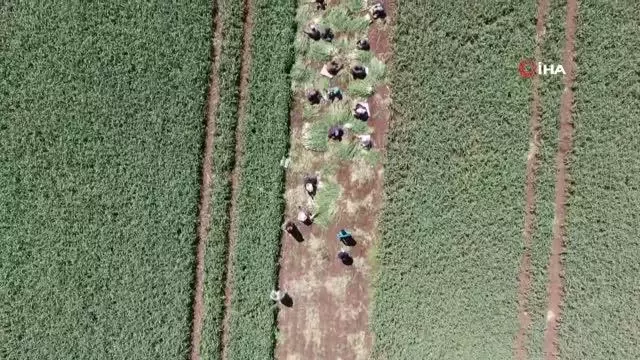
[312,181,342,226]
[321,7,369,33]
[347,81,375,97]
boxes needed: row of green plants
[200,0,245,359]
[560,1,640,358]
[224,0,297,359]
[372,0,536,358]
[0,1,213,359]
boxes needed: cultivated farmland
[3,0,640,359]
[372,1,535,358]
[0,1,212,359]
[560,1,640,358]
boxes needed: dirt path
[514,0,549,359]
[220,0,254,358]
[544,0,577,358]
[275,1,395,359]
[189,8,223,360]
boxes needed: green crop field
[224,0,295,359]
[3,0,640,359]
[560,1,640,358]
[0,1,212,359]
[372,1,535,358]
[200,0,245,359]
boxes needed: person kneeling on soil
[358,134,373,150]
[351,64,367,79]
[337,248,353,265]
[297,207,313,225]
[328,125,344,141]
[327,87,343,102]
[282,220,303,242]
[326,60,343,76]
[306,89,322,105]
[371,3,386,19]
[304,24,321,41]
[356,39,370,51]
[353,103,369,121]
[321,27,334,41]
[303,173,318,197]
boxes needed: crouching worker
[326,60,343,76]
[371,3,386,19]
[304,24,321,41]
[327,87,343,102]
[306,89,322,105]
[337,248,353,265]
[303,173,318,197]
[358,134,373,150]
[315,0,326,10]
[351,64,367,79]
[282,220,304,242]
[353,103,369,121]
[356,39,370,51]
[328,125,344,141]
[297,207,313,225]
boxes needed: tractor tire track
[544,0,578,358]
[220,0,254,358]
[514,1,549,359]
[190,5,224,360]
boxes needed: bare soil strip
[544,0,577,358]
[220,0,254,358]
[275,1,396,359]
[514,1,549,359]
[190,8,224,360]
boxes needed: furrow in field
[220,0,254,358]
[514,0,548,358]
[543,0,578,358]
[190,6,223,360]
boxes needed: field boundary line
[544,0,578,358]
[190,3,224,360]
[514,0,549,359]
[220,0,254,357]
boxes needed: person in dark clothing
[351,65,367,79]
[328,125,344,141]
[282,220,304,242]
[321,27,334,41]
[371,3,386,19]
[353,103,369,121]
[358,134,373,150]
[306,89,322,105]
[337,229,356,246]
[303,174,318,197]
[315,0,326,10]
[327,87,343,102]
[356,39,370,51]
[326,60,343,76]
[337,248,353,265]
[297,207,313,225]
[304,24,321,41]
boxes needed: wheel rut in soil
[514,0,548,359]
[544,0,577,358]
[190,7,224,360]
[220,0,254,359]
